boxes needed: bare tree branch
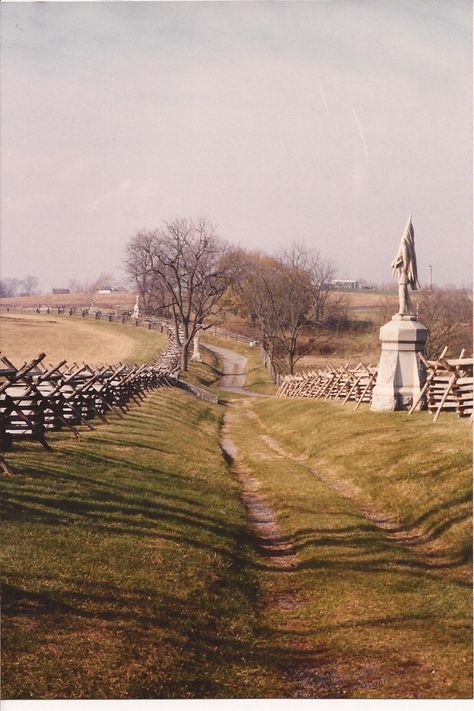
[124,218,235,370]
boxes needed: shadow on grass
[2,570,432,700]
[3,454,471,587]
[1,474,246,560]
[1,543,329,699]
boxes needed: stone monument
[191,332,202,362]
[132,295,140,319]
[371,216,428,411]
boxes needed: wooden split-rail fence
[0,327,184,453]
[277,349,473,421]
[276,363,378,410]
[409,349,473,422]
[5,305,260,345]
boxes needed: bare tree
[125,217,234,370]
[89,272,119,291]
[235,245,336,374]
[123,230,170,315]
[0,278,20,298]
[68,279,87,294]
[416,287,472,358]
[20,274,39,296]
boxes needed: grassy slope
[1,389,287,699]
[183,343,222,392]
[252,399,472,568]
[227,398,472,698]
[2,317,472,700]
[0,313,167,365]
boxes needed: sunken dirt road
[208,343,472,699]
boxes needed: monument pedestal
[371,315,428,412]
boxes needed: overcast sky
[1,0,472,290]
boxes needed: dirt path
[203,343,268,397]
[213,345,470,698]
[221,408,352,698]
[215,341,452,580]
[221,413,298,570]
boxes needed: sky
[1,0,472,291]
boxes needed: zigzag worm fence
[0,327,183,452]
[277,350,473,422]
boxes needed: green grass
[200,334,276,395]
[183,343,222,392]
[2,324,472,699]
[248,399,472,568]
[227,398,472,698]
[0,389,287,699]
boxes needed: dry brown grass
[296,331,381,370]
[1,289,391,318]
[0,291,136,311]
[0,312,166,365]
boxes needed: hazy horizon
[1,0,472,291]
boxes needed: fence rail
[1,326,193,452]
[0,305,261,346]
[409,351,473,422]
[277,362,377,410]
[277,348,473,421]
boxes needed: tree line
[0,275,40,298]
[2,216,469,373]
[124,217,347,373]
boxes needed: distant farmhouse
[331,280,377,290]
[331,279,360,289]
[97,286,119,294]
[52,288,70,295]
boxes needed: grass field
[1,320,472,699]
[295,330,381,371]
[227,397,472,698]
[1,389,289,699]
[0,289,395,371]
[0,312,167,365]
[0,291,137,311]
[0,288,391,316]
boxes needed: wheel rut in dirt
[221,413,298,570]
[220,409,351,698]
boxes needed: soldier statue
[391,214,420,316]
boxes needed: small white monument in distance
[132,295,140,319]
[371,215,428,411]
[191,331,202,362]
